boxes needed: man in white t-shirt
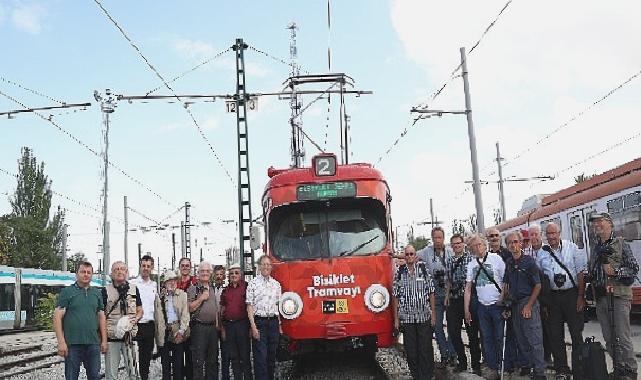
[464,233,514,380]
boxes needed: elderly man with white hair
[187,261,220,380]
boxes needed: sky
[1,0,640,274]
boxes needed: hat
[162,269,179,283]
[520,229,530,239]
[115,316,133,339]
[589,212,612,222]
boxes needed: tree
[66,251,88,273]
[574,173,595,184]
[0,218,11,265]
[3,147,65,269]
[407,235,430,251]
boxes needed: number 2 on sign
[336,299,348,313]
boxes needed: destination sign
[296,182,356,201]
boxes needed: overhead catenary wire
[246,44,310,75]
[145,47,233,95]
[504,66,641,168]
[376,0,515,164]
[127,205,161,225]
[0,76,67,105]
[92,0,235,186]
[0,88,176,207]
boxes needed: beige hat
[162,269,179,283]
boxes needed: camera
[554,273,567,288]
[434,270,446,288]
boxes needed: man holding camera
[417,227,456,366]
[502,231,546,380]
[393,244,437,380]
[589,213,639,380]
[536,222,586,379]
[445,234,481,374]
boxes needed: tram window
[607,197,624,213]
[570,215,585,249]
[270,198,387,261]
[0,284,15,311]
[624,192,641,209]
[611,191,641,241]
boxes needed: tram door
[568,206,596,264]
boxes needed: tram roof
[496,156,641,231]
[264,162,386,190]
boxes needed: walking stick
[125,332,141,380]
[500,316,508,380]
[608,284,619,380]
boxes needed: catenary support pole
[124,195,129,269]
[460,47,485,233]
[496,142,507,223]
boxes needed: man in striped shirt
[392,244,437,380]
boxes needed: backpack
[575,337,608,379]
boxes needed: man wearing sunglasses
[220,264,252,379]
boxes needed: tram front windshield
[270,198,387,261]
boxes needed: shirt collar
[74,282,91,290]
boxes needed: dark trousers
[447,297,481,369]
[541,304,553,361]
[65,344,101,380]
[162,339,184,380]
[548,288,584,375]
[183,339,193,380]
[252,317,279,380]
[137,321,156,380]
[225,319,253,380]
[402,322,434,380]
[221,337,231,380]
[191,322,219,380]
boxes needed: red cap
[520,229,530,239]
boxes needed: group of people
[393,214,639,380]
[54,254,283,380]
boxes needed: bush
[35,293,58,330]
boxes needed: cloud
[11,4,45,34]
[172,38,217,61]
[389,0,641,230]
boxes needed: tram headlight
[364,284,389,313]
[279,292,303,319]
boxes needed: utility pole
[460,47,485,233]
[495,142,507,223]
[95,89,117,284]
[180,221,186,257]
[123,195,129,269]
[184,202,191,260]
[429,198,435,228]
[61,223,68,271]
[138,243,142,264]
[171,232,176,269]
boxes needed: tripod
[607,285,620,380]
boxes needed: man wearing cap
[220,264,252,379]
[158,269,190,380]
[188,261,220,380]
[589,212,639,379]
[177,257,198,380]
[247,255,282,380]
[536,222,586,379]
[53,261,107,380]
[103,261,143,380]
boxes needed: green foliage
[2,147,65,269]
[574,173,595,184]
[35,293,58,330]
[66,252,88,273]
[0,218,10,265]
[408,235,430,251]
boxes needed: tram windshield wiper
[337,235,380,257]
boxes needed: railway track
[277,348,411,380]
[0,344,62,379]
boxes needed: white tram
[495,157,641,312]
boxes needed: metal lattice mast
[184,202,191,260]
[233,38,255,277]
[287,22,304,168]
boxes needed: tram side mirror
[250,225,262,251]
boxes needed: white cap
[115,316,133,339]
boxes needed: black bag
[576,336,608,380]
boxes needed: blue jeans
[252,317,279,380]
[65,344,101,380]
[434,294,456,361]
[478,303,515,371]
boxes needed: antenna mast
[287,22,305,168]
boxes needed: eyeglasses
[180,264,191,268]
[487,234,499,238]
[405,252,416,256]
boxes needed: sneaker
[454,363,467,373]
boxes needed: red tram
[260,153,394,354]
